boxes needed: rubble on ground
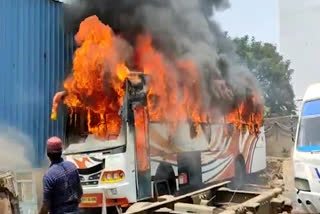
[252,157,286,190]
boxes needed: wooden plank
[125,181,229,214]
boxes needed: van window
[297,100,320,152]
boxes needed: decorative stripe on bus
[201,156,231,174]
[202,156,233,183]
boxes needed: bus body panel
[149,122,266,185]
[250,127,267,173]
[64,123,139,207]
[65,120,266,208]
[66,152,137,205]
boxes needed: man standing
[39,137,83,214]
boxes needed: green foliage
[233,36,296,117]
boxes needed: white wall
[279,0,320,98]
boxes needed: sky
[215,0,279,45]
[215,0,320,99]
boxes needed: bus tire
[229,155,246,189]
[154,163,177,196]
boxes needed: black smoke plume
[63,0,262,113]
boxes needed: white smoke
[0,125,34,170]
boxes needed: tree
[233,36,296,117]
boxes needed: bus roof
[303,83,320,102]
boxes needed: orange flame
[226,95,263,134]
[135,35,208,128]
[134,106,149,172]
[62,15,263,139]
[63,16,129,138]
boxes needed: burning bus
[51,15,266,210]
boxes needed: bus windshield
[64,112,126,154]
[297,99,320,152]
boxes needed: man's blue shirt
[43,158,82,214]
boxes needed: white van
[294,83,320,213]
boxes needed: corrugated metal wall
[0,0,74,165]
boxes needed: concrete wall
[265,116,298,157]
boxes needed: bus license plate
[81,196,97,204]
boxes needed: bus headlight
[295,178,310,192]
[101,170,125,183]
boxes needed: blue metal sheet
[302,100,320,116]
[0,0,74,166]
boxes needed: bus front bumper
[80,182,136,208]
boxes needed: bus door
[133,106,151,200]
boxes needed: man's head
[46,137,63,162]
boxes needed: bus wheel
[229,156,246,190]
[154,163,177,197]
